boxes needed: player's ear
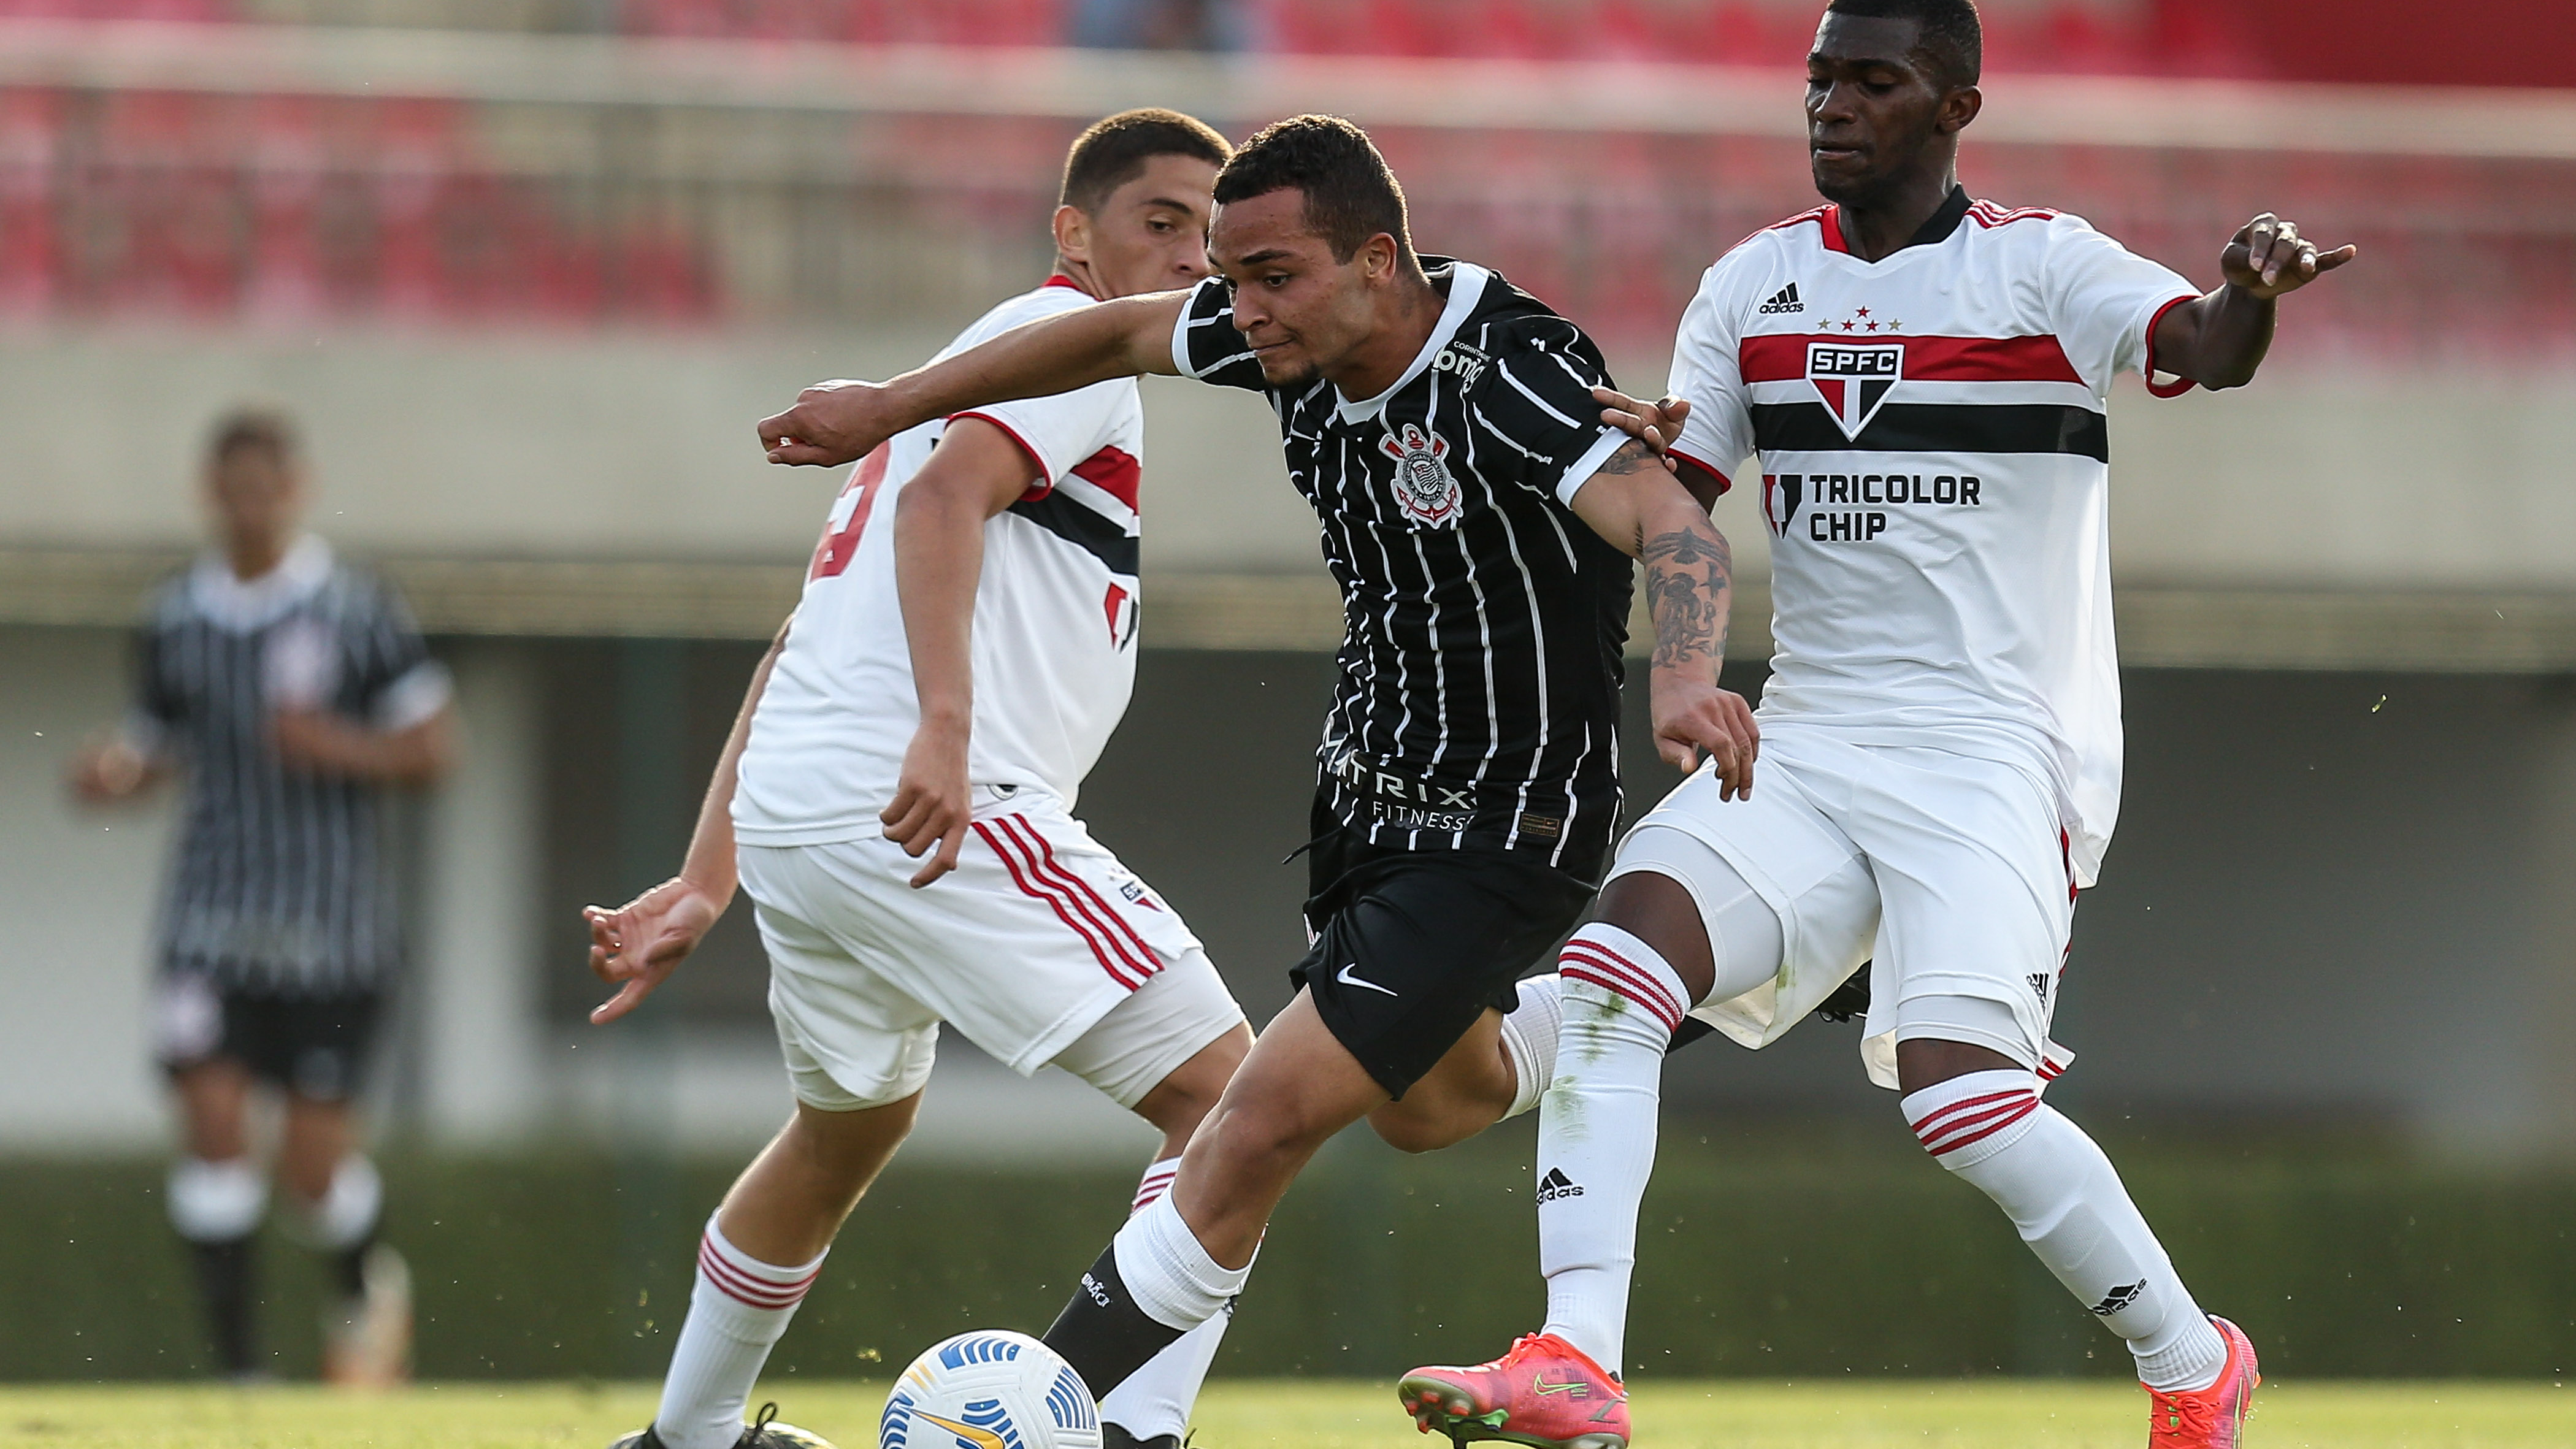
[1052,204,1091,266]
[1938,84,1981,136]
[1359,231,1399,284]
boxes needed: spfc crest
[1378,422,1463,529]
[1806,341,1903,438]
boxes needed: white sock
[285,1155,381,1252]
[1537,925,1690,1378]
[167,1155,267,1242]
[1100,1159,1233,1443]
[653,1216,827,1449]
[1904,1068,2228,1393]
[1497,974,1565,1120]
[1110,1192,1251,1332]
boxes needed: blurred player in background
[757,114,1750,1425]
[1401,4,2355,1447]
[583,110,1253,1449]
[69,408,454,1384]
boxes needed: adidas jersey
[1667,189,2196,885]
[734,278,1146,844]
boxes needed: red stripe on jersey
[1817,205,1850,254]
[1968,201,2060,229]
[971,819,1146,989]
[1070,444,1141,513]
[2141,292,2201,399]
[947,411,1057,503]
[1752,205,1837,254]
[1669,448,1732,498]
[1740,332,2084,385]
[1043,273,1094,295]
[994,814,1160,984]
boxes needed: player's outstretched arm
[1568,440,1760,798]
[2151,212,2357,389]
[758,291,1192,468]
[880,420,1044,889]
[584,614,791,1023]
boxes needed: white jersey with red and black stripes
[736,277,1148,845]
[1666,188,2196,885]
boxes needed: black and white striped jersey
[1172,257,1634,876]
[131,537,450,996]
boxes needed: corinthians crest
[1378,422,1463,528]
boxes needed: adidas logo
[2028,972,2052,1003]
[2090,1280,2145,1316]
[1758,282,1804,315]
[1536,1168,1585,1203]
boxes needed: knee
[1206,1093,1334,1174]
[1137,1025,1252,1142]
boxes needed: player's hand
[270,706,365,775]
[69,731,152,803]
[760,379,900,467]
[584,877,725,1024]
[2221,213,2356,300]
[1651,673,1760,798]
[1593,386,1692,468]
[881,716,973,889]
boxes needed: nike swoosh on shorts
[1336,963,1400,996]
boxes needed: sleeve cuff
[1554,427,1630,507]
[947,411,1056,501]
[1169,293,1203,380]
[374,661,453,732]
[1668,448,1731,498]
[2141,292,2200,399]
[118,709,169,758]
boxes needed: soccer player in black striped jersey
[71,409,453,1383]
[758,115,1756,1409]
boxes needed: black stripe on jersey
[1008,493,1140,575]
[1751,402,2110,462]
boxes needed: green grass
[0,1380,2565,1449]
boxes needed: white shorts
[1612,725,2077,1090]
[740,790,1246,1112]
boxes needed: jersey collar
[1335,259,1490,424]
[1820,185,1973,259]
[189,533,334,633]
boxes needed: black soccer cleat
[607,1403,838,1449]
[1101,1428,1183,1449]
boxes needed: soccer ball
[880,1330,1101,1449]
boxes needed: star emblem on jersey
[1378,422,1463,529]
[1806,340,1904,438]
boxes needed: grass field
[0,1380,2565,1449]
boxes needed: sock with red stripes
[1100,1159,1233,1443]
[1903,1067,2226,1393]
[1536,924,1692,1378]
[653,1215,826,1449]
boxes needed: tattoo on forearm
[1641,522,1731,671]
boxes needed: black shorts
[1289,815,1596,1099]
[153,971,385,1103]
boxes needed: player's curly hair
[1823,0,1982,89]
[1213,115,1416,267]
[207,406,301,466]
[1060,109,1232,215]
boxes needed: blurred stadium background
[3,0,2575,1395]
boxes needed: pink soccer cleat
[1398,1332,1628,1449]
[2145,1316,2261,1447]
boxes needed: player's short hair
[207,407,300,467]
[1060,109,1232,215]
[1213,114,1416,267]
[1822,0,1982,89]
